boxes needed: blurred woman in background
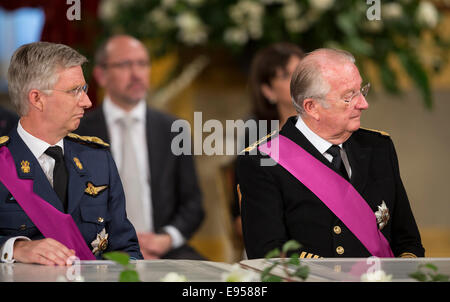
[230,42,305,260]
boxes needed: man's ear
[28,89,44,112]
[260,83,277,104]
[93,65,106,87]
[303,98,320,121]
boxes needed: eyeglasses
[342,82,370,104]
[102,60,150,70]
[338,82,370,105]
[43,83,88,101]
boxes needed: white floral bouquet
[99,0,449,107]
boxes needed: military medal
[84,182,108,197]
[375,201,390,230]
[20,160,30,173]
[91,228,109,255]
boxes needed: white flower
[221,264,259,282]
[382,3,403,20]
[282,1,302,19]
[416,1,439,28]
[161,0,177,8]
[361,270,393,282]
[229,1,265,40]
[148,8,173,30]
[99,0,136,21]
[161,272,188,282]
[99,0,119,21]
[176,12,208,45]
[309,0,335,11]
[285,19,309,33]
[224,27,249,45]
[229,1,265,25]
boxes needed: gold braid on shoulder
[66,133,110,148]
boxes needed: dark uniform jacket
[0,127,143,260]
[75,106,205,259]
[237,116,424,259]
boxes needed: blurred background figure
[248,42,305,131]
[0,105,18,136]
[75,35,205,260]
[228,42,305,260]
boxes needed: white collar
[295,116,342,154]
[103,96,146,124]
[17,120,64,159]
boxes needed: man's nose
[79,91,92,109]
[356,94,369,110]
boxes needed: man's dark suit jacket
[237,116,424,259]
[75,105,205,259]
[0,127,142,260]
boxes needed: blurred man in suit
[0,106,19,136]
[237,48,424,259]
[76,35,205,260]
[0,42,142,265]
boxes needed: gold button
[333,226,341,234]
[336,246,344,255]
[3,253,8,260]
[97,217,104,223]
[19,224,26,231]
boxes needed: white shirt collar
[17,120,64,159]
[103,96,146,125]
[295,115,342,154]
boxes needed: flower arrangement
[99,0,449,108]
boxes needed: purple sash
[258,134,394,258]
[0,146,95,260]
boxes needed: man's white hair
[290,48,355,115]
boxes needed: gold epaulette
[66,133,110,148]
[299,251,322,259]
[240,130,278,154]
[0,136,10,147]
[360,127,390,137]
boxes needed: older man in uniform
[237,48,424,259]
[0,42,142,265]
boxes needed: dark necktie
[45,146,68,212]
[326,145,350,181]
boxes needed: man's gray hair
[290,48,355,115]
[7,41,87,116]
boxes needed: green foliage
[99,0,449,108]
[409,263,450,282]
[103,252,141,282]
[261,240,309,282]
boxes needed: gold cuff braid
[399,252,417,258]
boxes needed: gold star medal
[375,200,390,230]
[91,228,109,255]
